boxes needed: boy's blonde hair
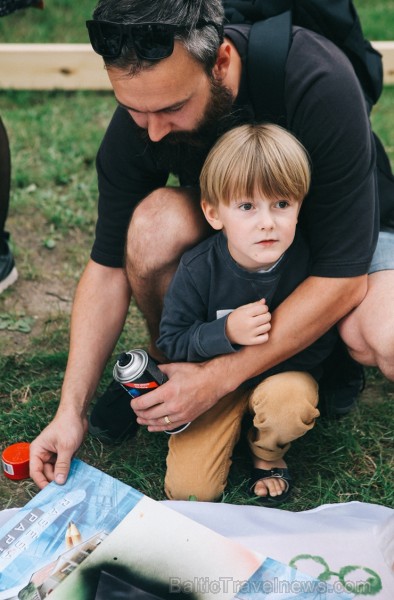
[200,123,311,207]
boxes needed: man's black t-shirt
[92,26,379,275]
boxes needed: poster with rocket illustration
[0,459,142,599]
[0,459,353,600]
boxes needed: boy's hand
[226,298,271,346]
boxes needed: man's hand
[132,276,367,432]
[131,361,227,432]
[29,411,87,489]
[226,298,271,345]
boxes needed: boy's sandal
[249,467,293,506]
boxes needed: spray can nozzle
[117,352,132,367]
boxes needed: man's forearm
[59,260,132,417]
[209,275,368,393]
[125,274,368,429]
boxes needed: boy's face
[202,192,301,271]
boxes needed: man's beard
[137,78,249,182]
[160,78,236,147]
[139,79,250,185]
[139,78,236,148]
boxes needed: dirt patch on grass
[0,217,88,355]
[1,277,74,354]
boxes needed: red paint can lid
[2,442,30,480]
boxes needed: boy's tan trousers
[164,371,319,501]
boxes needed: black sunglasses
[86,19,224,61]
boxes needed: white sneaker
[0,240,18,294]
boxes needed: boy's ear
[201,199,223,230]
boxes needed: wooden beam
[374,41,394,86]
[0,44,111,90]
[0,41,393,90]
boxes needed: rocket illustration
[65,521,82,549]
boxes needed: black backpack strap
[247,10,292,125]
[223,0,291,23]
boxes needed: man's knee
[339,335,394,381]
[338,270,394,380]
[366,331,394,381]
[126,187,208,278]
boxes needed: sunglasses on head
[86,19,224,61]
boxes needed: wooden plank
[373,41,394,85]
[0,42,393,90]
[0,44,111,90]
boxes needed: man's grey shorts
[369,230,394,273]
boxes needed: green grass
[0,0,393,42]
[0,0,97,43]
[2,90,115,233]
[0,352,393,509]
[355,1,394,40]
[0,0,393,509]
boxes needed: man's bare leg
[88,187,211,444]
[126,186,212,358]
[338,270,394,381]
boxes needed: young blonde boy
[158,124,337,504]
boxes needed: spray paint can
[113,349,190,434]
[2,442,30,480]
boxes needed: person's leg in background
[0,116,18,293]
